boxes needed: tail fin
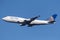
[49,14,57,22]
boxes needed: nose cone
[2,16,9,21]
[2,17,6,20]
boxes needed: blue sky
[0,0,60,40]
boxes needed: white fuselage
[2,16,49,25]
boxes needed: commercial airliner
[2,14,57,27]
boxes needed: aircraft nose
[2,17,6,20]
[2,16,8,21]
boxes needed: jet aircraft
[2,14,57,27]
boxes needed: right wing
[19,15,40,26]
[23,15,40,25]
[29,15,40,22]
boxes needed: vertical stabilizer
[49,14,57,23]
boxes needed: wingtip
[37,15,40,17]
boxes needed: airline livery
[2,14,57,27]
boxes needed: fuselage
[2,16,49,25]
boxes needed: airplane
[2,14,57,27]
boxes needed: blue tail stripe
[52,14,57,20]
